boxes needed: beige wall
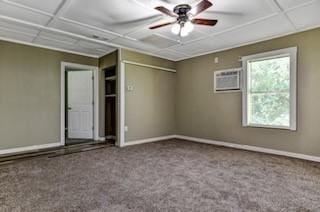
[98,50,118,137]
[121,49,176,142]
[0,40,98,150]
[2,27,320,157]
[121,49,176,69]
[176,28,320,157]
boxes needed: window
[242,47,297,130]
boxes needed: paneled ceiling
[0,0,319,60]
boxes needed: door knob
[68,107,72,110]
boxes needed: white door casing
[67,70,93,139]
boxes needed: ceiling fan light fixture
[150,1,217,37]
[171,23,181,35]
[184,21,194,33]
[180,26,189,37]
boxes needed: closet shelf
[106,94,116,97]
[105,76,116,81]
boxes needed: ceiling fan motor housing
[174,4,191,23]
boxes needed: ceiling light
[180,26,189,37]
[184,21,194,33]
[171,23,180,35]
[171,21,194,37]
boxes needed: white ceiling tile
[286,1,320,30]
[169,36,227,55]
[54,19,118,41]
[112,37,159,52]
[62,0,161,34]
[276,0,314,10]
[73,47,108,56]
[34,36,101,56]
[126,28,152,40]
[36,32,115,55]
[215,14,294,47]
[0,1,51,25]
[39,31,78,45]
[155,49,189,61]
[0,27,35,42]
[8,0,63,14]
[77,40,114,52]
[194,0,277,35]
[35,35,74,47]
[0,19,40,35]
[77,40,103,49]
[128,30,178,49]
[139,34,178,48]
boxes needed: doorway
[61,62,99,146]
[104,65,117,141]
[66,70,93,144]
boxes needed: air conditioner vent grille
[214,68,242,93]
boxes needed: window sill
[243,124,296,131]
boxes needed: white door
[67,70,94,139]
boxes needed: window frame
[242,47,297,131]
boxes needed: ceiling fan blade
[190,0,213,16]
[149,21,175,30]
[192,18,218,26]
[155,6,177,17]
[113,15,162,26]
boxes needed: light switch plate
[127,85,134,91]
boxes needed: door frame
[60,62,99,146]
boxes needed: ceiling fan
[149,0,217,37]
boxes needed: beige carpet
[1,139,320,211]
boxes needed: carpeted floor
[1,139,320,212]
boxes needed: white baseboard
[1,135,319,163]
[123,135,176,147]
[176,135,320,163]
[0,142,62,156]
[122,134,320,163]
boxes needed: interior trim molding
[122,60,177,73]
[60,62,100,146]
[0,36,99,58]
[0,143,62,156]
[176,135,320,163]
[123,135,177,147]
[118,59,126,147]
[123,134,320,162]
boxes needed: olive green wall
[176,28,320,157]
[0,40,98,150]
[99,50,118,137]
[120,49,176,142]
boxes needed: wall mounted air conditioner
[214,68,242,93]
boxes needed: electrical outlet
[124,126,128,132]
